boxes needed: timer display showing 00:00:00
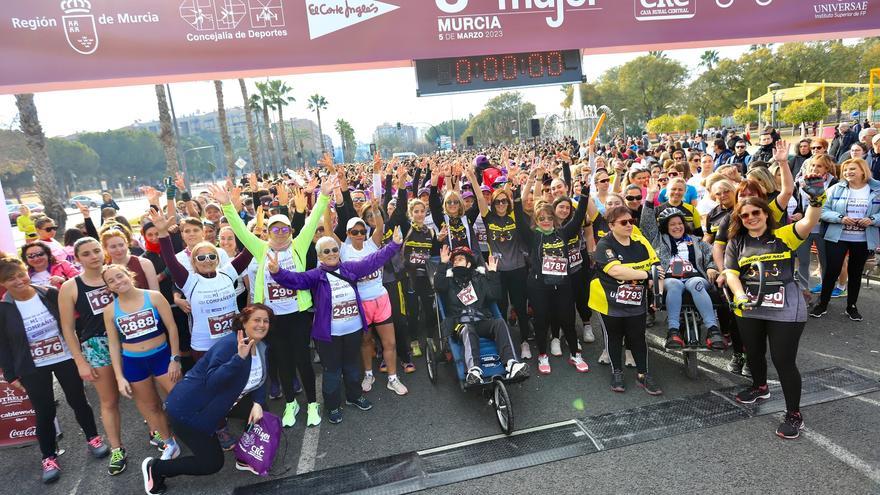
[438,51,567,85]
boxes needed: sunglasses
[42,226,58,232]
[689,158,700,162]
[735,145,746,149]
[352,197,367,203]
[615,218,637,226]
[26,252,47,259]
[195,253,218,262]
[536,216,554,223]
[270,226,291,235]
[321,247,340,255]
[597,178,610,184]
[667,172,680,177]
[445,199,461,205]
[492,199,509,205]
[658,178,669,183]
[739,210,763,220]
[348,229,367,236]
[810,146,824,150]
[625,195,642,201]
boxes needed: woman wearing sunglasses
[429,162,481,253]
[265,228,404,425]
[217,173,333,429]
[589,206,663,394]
[515,168,589,375]
[723,175,825,439]
[21,241,80,289]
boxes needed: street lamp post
[184,145,214,183]
[768,82,782,128]
[619,108,629,142]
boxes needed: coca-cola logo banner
[0,0,876,94]
[0,373,37,447]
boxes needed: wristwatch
[170,355,181,363]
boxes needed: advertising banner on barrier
[1,0,878,93]
[0,372,38,448]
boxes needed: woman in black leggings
[724,175,825,439]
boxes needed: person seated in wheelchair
[640,206,725,350]
[434,245,529,386]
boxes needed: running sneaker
[141,457,167,495]
[506,361,529,380]
[831,287,846,298]
[159,439,179,461]
[87,435,110,458]
[282,400,300,428]
[705,326,726,350]
[598,349,611,365]
[735,384,770,404]
[292,376,303,395]
[846,305,863,321]
[149,431,166,452]
[269,379,282,400]
[776,411,804,439]
[568,353,590,373]
[108,447,127,476]
[537,354,551,374]
[216,427,237,451]
[466,366,483,385]
[549,338,562,357]
[379,360,388,373]
[582,323,595,343]
[41,456,61,484]
[402,362,416,373]
[809,283,822,294]
[809,302,828,318]
[636,374,662,395]
[646,312,656,327]
[610,371,625,393]
[665,329,685,349]
[235,460,259,475]
[624,349,636,368]
[410,341,422,357]
[361,374,375,393]
[328,408,343,424]
[727,353,745,374]
[346,396,373,411]
[520,342,532,360]
[387,377,409,395]
[307,402,322,427]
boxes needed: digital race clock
[414,49,584,96]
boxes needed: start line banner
[1,0,878,94]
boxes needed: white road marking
[645,334,737,387]
[417,419,580,455]
[806,351,880,377]
[295,373,322,475]
[827,386,880,408]
[802,428,880,485]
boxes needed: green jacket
[222,194,329,309]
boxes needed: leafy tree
[646,114,676,135]
[47,138,100,194]
[76,129,165,184]
[733,107,758,126]
[334,119,356,163]
[779,99,829,127]
[307,94,329,153]
[267,79,295,169]
[675,114,700,133]
[841,92,869,113]
[705,116,723,129]
[597,55,687,122]
[461,92,536,145]
[0,129,33,203]
[424,119,469,143]
[700,50,720,70]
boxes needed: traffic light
[396,122,401,130]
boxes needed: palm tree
[251,82,277,175]
[213,80,235,178]
[154,85,180,178]
[15,94,67,235]
[307,94,329,153]
[334,119,356,163]
[267,80,295,169]
[238,78,261,175]
[699,50,719,70]
[648,50,667,59]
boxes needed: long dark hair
[21,241,57,268]
[728,197,777,240]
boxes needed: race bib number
[361,270,381,282]
[456,282,478,306]
[267,283,296,302]
[568,248,583,268]
[541,255,567,277]
[85,287,112,315]
[116,309,158,340]
[477,229,488,243]
[332,300,359,321]
[208,312,236,338]
[843,224,866,232]
[748,285,785,309]
[409,251,429,266]
[29,335,66,364]
[667,258,695,278]
[614,284,644,306]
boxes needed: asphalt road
[2,279,879,495]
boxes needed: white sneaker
[625,349,636,368]
[361,374,375,393]
[386,378,408,396]
[550,338,562,356]
[582,323,595,343]
[160,440,180,460]
[506,360,529,380]
[537,354,551,374]
[520,342,532,360]
[598,349,611,365]
[568,353,590,373]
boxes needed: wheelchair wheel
[425,337,437,385]
[683,350,699,379]
[493,381,514,435]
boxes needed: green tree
[334,119,356,163]
[0,129,33,203]
[251,82,277,174]
[307,94,329,153]
[733,107,758,126]
[675,114,700,133]
[461,92,536,144]
[76,129,165,184]
[705,116,723,129]
[596,55,687,122]
[841,92,869,114]
[646,114,676,135]
[779,99,829,127]
[267,79,295,169]
[424,119,469,144]
[699,50,720,70]
[154,84,179,178]
[47,138,100,194]
[213,80,236,178]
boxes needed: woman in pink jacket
[21,242,80,289]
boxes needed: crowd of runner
[1,119,879,493]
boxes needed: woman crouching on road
[266,228,404,425]
[141,304,273,494]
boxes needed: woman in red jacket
[21,242,80,289]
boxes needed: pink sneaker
[41,456,61,484]
[568,353,590,373]
[537,354,551,374]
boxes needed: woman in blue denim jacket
[810,158,880,321]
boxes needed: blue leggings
[664,277,718,330]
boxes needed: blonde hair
[189,241,219,267]
[839,158,871,185]
[442,190,463,217]
[100,263,135,293]
[407,198,426,222]
[746,167,777,194]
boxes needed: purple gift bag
[234,411,281,476]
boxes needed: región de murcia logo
[61,0,99,55]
